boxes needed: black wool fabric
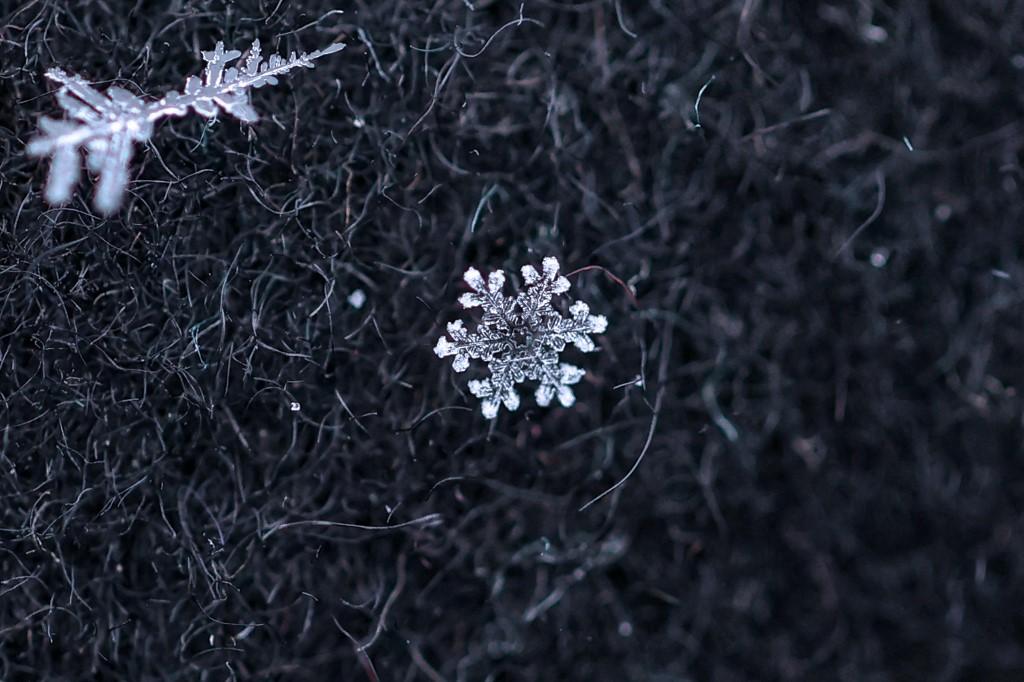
[1,1,1022,680]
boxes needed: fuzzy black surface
[1,1,1023,680]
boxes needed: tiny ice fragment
[348,289,367,309]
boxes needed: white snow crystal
[347,289,366,309]
[435,257,607,419]
[27,38,344,214]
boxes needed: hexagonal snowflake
[435,257,607,419]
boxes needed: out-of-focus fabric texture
[1,1,1021,680]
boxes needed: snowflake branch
[27,38,344,214]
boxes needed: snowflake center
[512,329,534,347]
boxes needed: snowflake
[435,257,608,419]
[27,38,344,214]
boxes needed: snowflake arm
[517,256,571,321]
[544,300,608,352]
[27,71,153,212]
[27,39,344,214]
[433,319,508,372]
[434,266,518,372]
[468,367,521,420]
[534,362,586,408]
[459,267,517,328]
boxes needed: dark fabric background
[1,1,1022,680]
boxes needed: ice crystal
[435,257,608,419]
[27,38,344,214]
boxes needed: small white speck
[863,25,888,43]
[870,248,889,268]
[290,401,301,412]
[934,204,953,222]
[902,136,913,151]
[992,269,1010,280]
[353,117,365,128]
[348,289,366,309]
[618,622,633,637]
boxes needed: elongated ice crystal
[435,257,608,419]
[27,39,345,214]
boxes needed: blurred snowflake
[435,257,607,419]
[27,38,344,214]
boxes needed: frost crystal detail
[435,257,608,419]
[27,38,344,214]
